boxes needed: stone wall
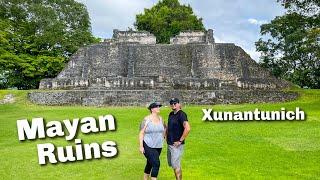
[112,29,156,44]
[29,90,298,106]
[46,42,286,89]
[170,29,215,44]
[30,29,295,106]
[40,76,238,90]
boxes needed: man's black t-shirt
[167,110,188,145]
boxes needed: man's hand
[173,141,182,147]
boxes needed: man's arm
[173,121,191,147]
[179,121,190,142]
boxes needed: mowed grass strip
[0,90,319,179]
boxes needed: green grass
[0,90,319,179]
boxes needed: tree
[0,0,99,89]
[256,0,320,88]
[134,0,205,43]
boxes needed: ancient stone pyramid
[29,29,297,106]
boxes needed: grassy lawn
[0,89,319,179]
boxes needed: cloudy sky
[76,0,285,61]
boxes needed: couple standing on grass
[139,98,191,180]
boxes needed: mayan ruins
[28,29,297,106]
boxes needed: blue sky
[76,0,285,61]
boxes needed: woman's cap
[148,102,162,110]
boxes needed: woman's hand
[139,146,145,154]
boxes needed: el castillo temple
[29,29,297,106]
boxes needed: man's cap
[148,102,162,110]
[169,98,180,105]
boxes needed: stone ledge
[28,90,298,106]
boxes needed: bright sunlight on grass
[0,89,319,179]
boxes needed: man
[167,98,191,180]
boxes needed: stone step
[28,90,298,106]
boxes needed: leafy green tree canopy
[134,0,205,43]
[256,0,320,88]
[0,0,99,89]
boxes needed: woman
[139,102,166,180]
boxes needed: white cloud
[75,0,285,62]
[244,48,261,62]
[214,36,226,43]
[248,18,268,25]
[76,0,157,38]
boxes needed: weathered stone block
[29,29,296,106]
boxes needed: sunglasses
[170,103,177,105]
